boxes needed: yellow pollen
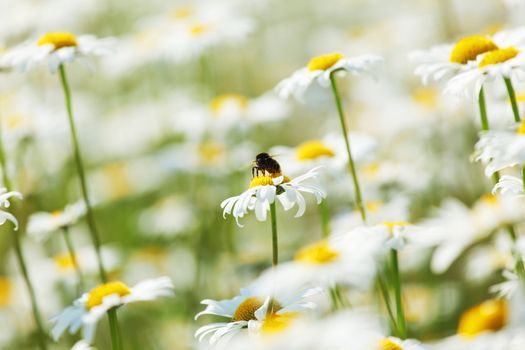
[296,140,336,161]
[198,141,224,164]
[232,297,266,321]
[378,339,403,350]
[449,36,498,64]
[0,277,12,307]
[383,221,411,236]
[209,94,248,115]
[412,87,438,110]
[294,240,339,265]
[457,299,507,338]
[366,201,383,214]
[37,32,77,50]
[515,93,525,103]
[190,24,209,36]
[517,120,525,134]
[249,175,290,189]
[479,47,519,68]
[86,281,131,310]
[261,312,297,334]
[480,193,498,205]
[54,253,75,272]
[307,52,344,71]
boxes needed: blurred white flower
[493,175,524,197]
[26,202,85,242]
[1,32,115,73]
[410,28,525,85]
[490,270,521,299]
[195,284,318,346]
[71,340,95,350]
[475,123,525,176]
[0,188,22,230]
[275,52,383,103]
[50,277,174,342]
[139,196,195,237]
[221,167,326,226]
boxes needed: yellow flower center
[383,221,411,236]
[261,312,297,334]
[249,175,290,189]
[86,281,131,310]
[366,201,383,214]
[6,114,25,130]
[209,94,248,116]
[37,32,77,50]
[412,87,438,110]
[0,277,12,307]
[449,36,498,64]
[517,120,525,134]
[515,93,525,103]
[198,141,224,164]
[294,240,339,265]
[378,339,403,350]
[170,6,193,20]
[232,297,282,321]
[296,140,336,161]
[307,52,344,71]
[190,24,210,37]
[54,253,75,272]
[480,193,498,205]
[458,299,507,338]
[479,47,519,68]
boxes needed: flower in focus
[1,32,115,73]
[195,285,318,345]
[221,167,326,226]
[275,52,383,102]
[50,277,174,342]
[26,202,85,242]
[0,188,23,230]
[410,27,525,85]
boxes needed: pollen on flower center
[37,32,77,50]
[54,253,75,272]
[86,281,131,310]
[480,193,498,205]
[261,312,297,334]
[479,47,519,68]
[0,277,12,307]
[449,36,498,64]
[198,141,224,164]
[296,140,336,161]
[232,297,282,321]
[517,120,525,134]
[457,299,507,338]
[249,175,290,188]
[383,221,411,236]
[209,94,248,115]
[294,240,339,265]
[378,338,403,350]
[190,24,210,36]
[307,52,344,71]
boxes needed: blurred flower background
[2,0,525,349]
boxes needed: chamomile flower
[444,46,525,98]
[194,284,318,346]
[50,277,174,342]
[275,52,383,103]
[475,121,525,176]
[221,167,325,227]
[0,188,22,230]
[410,27,525,85]
[71,340,95,350]
[493,175,524,197]
[1,32,115,73]
[379,337,426,350]
[26,202,86,242]
[490,270,522,299]
[270,133,376,176]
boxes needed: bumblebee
[252,153,281,177]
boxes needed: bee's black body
[252,153,281,177]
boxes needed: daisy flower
[0,188,23,230]
[221,167,326,227]
[410,27,525,85]
[50,277,174,342]
[275,52,383,103]
[194,284,318,345]
[1,32,115,73]
[27,202,86,242]
[379,337,426,350]
[474,121,525,176]
[444,46,525,98]
[493,175,524,197]
[71,340,95,350]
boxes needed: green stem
[391,249,407,339]
[270,202,278,267]
[108,309,123,350]
[377,274,399,336]
[328,287,340,311]
[503,77,521,123]
[329,73,367,223]
[61,226,85,293]
[478,89,501,184]
[0,111,47,350]
[58,64,107,283]
[319,200,331,238]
